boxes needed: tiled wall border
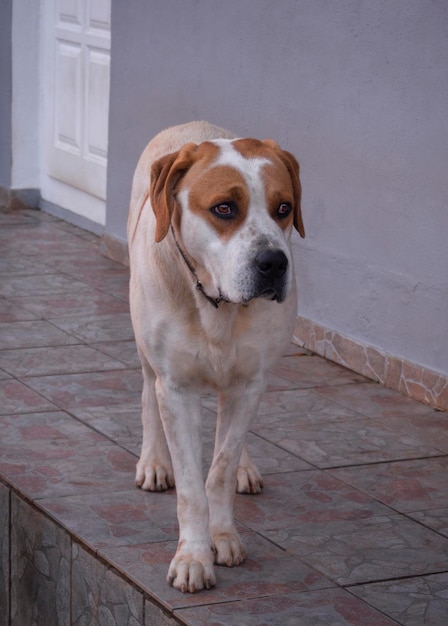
[293,316,448,412]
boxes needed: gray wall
[106,0,448,375]
[0,0,12,188]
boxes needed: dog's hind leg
[236,441,263,494]
[135,355,174,492]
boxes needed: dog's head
[150,137,304,305]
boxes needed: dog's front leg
[155,377,215,593]
[206,378,264,567]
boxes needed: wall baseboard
[294,316,447,411]
[100,233,447,412]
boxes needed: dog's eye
[210,202,238,220]
[277,202,292,219]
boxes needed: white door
[42,0,111,223]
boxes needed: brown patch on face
[232,138,305,238]
[149,141,220,242]
[179,165,250,240]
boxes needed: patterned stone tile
[255,388,364,419]
[0,255,54,276]
[39,249,124,275]
[0,482,9,620]
[233,471,391,532]
[0,319,79,350]
[408,508,448,537]
[10,289,130,318]
[264,513,448,585]
[271,354,367,388]
[70,404,142,454]
[50,313,135,343]
[92,340,141,368]
[0,210,40,226]
[349,572,448,626]
[378,411,448,453]
[316,382,437,418]
[331,456,448,513]
[70,268,130,301]
[72,543,144,626]
[0,272,92,298]
[0,411,136,498]
[0,344,127,377]
[0,224,99,256]
[40,489,178,550]
[24,369,143,409]
[0,298,38,322]
[0,379,56,415]
[101,532,333,612]
[253,416,443,468]
[175,588,399,626]
[10,494,70,626]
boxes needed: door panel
[45,0,110,200]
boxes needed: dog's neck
[170,226,229,309]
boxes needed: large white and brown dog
[128,121,304,593]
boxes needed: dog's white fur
[128,121,304,593]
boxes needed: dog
[127,121,304,593]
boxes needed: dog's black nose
[255,249,288,279]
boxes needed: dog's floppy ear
[150,143,198,242]
[263,140,305,238]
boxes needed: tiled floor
[1,207,448,625]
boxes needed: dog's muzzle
[253,249,289,302]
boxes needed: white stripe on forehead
[211,139,269,174]
[211,139,270,206]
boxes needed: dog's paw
[212,530,246,567]
[135,461,174,492]
[236,463,263,494]
[167,545,216,593]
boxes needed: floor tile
[0,380,56,415]
[101,533,333,612]
[253,416,443,468]
[316,382,437,418]
[272,354,368,388]
[69,404,142,454]
[0,409,137,499]
[330,456,448,513]
[50,312,135,343]
[264,513,448,585]
[24,369,143,409]
[0,319,79,350]
[348,572,448,626]
[175,588,400,626]
[407,508,448,537]
[92,340,141,368]
[0,256,54,276]
[0,272,92,298]
[40,489,178,550]
[9,289,130,318]
[233,471,391,532]
[0,298,38,322]
[256,388,364,419]
[0,344,128,377]
[378,411,448,453]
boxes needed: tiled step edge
[0,480,183,626]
